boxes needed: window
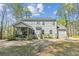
[42,22,45,25]
[49,30,52,34]
[37,21,40,24]
[52,22,55,25]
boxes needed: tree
[0,5,7,39]
[57,3,75,37]
[57,18,66,26]
[7,3,32,39]
[23,7,32,18]
[8,3,32,21]
[7,4,24,21]
[72,4,79,35]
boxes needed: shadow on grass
[0,40,55,56]
[38,42,79,56]
[0,40,79,56]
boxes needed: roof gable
[13,22,32,28]
[57,25,66,30]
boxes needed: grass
[71,35,79,38]
[0,41,79,56]
[35,42,79,56]
[0,45,35,56]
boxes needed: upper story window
[49,30,52,34]
[42,22,45,25]
[52,22,55,25]
[37,21,40,24]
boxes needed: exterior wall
[14,21,67,39]
[58,30,67,39]
[24,21,57,38]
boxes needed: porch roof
[13,21,33,29]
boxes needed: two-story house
[13,18,67,39]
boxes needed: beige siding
[24,21,57,38]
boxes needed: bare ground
[0,40,31,48]
[0,39,79,56]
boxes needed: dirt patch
[0,40,31,48]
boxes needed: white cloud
[36,3,43,13]
[33,13,40,16]
[27,5,35,13]
[27,3,44,16]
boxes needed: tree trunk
[0,8,6,39]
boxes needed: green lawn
[0,41,79,56]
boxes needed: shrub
[43,34,53,39]
[40,34,43,39]
[4,26,16,41]
[27,34,33,40]
[47,34,53,39]
[6,35,15,41]
[26,34,38,40]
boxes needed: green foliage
[71,35,79,38]
[13,4,23,17]
[25,34,37,40]
[57,18,66,26]
[75,20,79,32]
[3,26,15,41]
[23,7,31,16]
[57,3,75,19]
[47,34,53,39]
[8,3,32,20]
[43,34,53,39]
[9,4,23,19]
[6,34,15,41]
[62,3,75,12]
[28,35,32,40]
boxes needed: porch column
[27,27,29,39]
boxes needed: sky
[0,3,78,25]
[0,3,61,20]
[25,3,60,19]
[0,3,79,20]
[0,3,61,25]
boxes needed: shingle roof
[22,18,56,21]
[57,25,66,30]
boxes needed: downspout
[57,26,59,39]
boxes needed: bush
[43,34,53,39]
[2,26,16,40]
[26,34,38,40]
[27,34,33,40]
[6,35,15,41]
[47,34,53,39]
